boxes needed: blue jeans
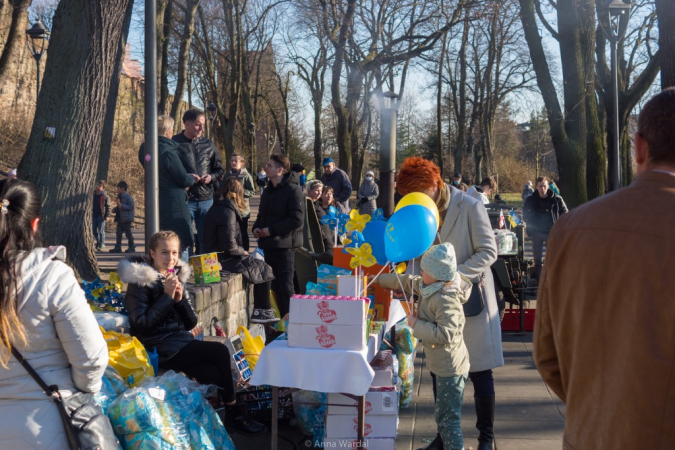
[188,198,213,254]
[93,217,105,248]
[435,373,468,450]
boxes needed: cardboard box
[288,323,367,350]
[337,275,368,298]
[317,264,353,293]
[289,297,367,326]
[189,253,220,284]
[333,248,393,319]
[327,391,398,416]
[324,414,398,439]
[370,367,393,387]
[322,438,395,450]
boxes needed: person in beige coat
[0,179,108,449]
[397,157,503,450]
[376,243,472,450]
[534,88,675,449]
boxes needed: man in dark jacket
[523,176,568,281]
[139,116,200,260]
[110,181,136,253]
[320,157,352,211]
[173,109,224,254]
[223,153,256,251]
[93,180,111,251]
[253,153,305,317]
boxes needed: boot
[416,433,443,450]
[223,404,265,435]
[475,395,495,450]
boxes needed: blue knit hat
[322,157,334,166]
[420,243,457,282]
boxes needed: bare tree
[18,0,134,278]
[170,0,202,126]
[656,0,674,88]
[0,0,32,84]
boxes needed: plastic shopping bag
[101,327,155,386]
[237,325,264,370]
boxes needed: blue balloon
[362,221,388,265]
[384,205,437,262]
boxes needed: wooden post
[357,394,366,446]
[271,386,279,450]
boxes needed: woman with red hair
[397,157,502,450]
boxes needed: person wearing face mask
[452,173,469,192]
[357,170,379,215]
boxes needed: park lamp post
[599,0,631,192]
[378,91,400,218]
[25,20,49,104]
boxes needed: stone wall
[188,273,254,338]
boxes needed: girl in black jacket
[119,231,263,434]
[203,177,279,325]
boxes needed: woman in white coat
[397,157,503,450]
[0,179,108,449]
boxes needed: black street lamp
[599,0,631,191]
[25,20,49,104]
[378,91,400,217]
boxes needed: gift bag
[237,326,265,370]
[101,327,155,386]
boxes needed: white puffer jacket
[0,246,108,449]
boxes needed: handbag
[463,273,486,317]
[11,347,119,450]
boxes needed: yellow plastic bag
[100,327,155,386]
[270,290,286,332]
[237,326,264,370]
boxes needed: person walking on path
[521,181,534,204]
[257,169,267,195]
[396,157,502,450]
[466,177,497,205]
[203,177,279,324]
[93,180,111,251]
[320,157,352,211]
[223,154,256,252]
[534,88,675,450]
[139,115,200,261]
[0,179,108,449]
[173,108,224,254]
[374,243,472,450]
[452,173,469,192]
[522,176,568,282]
[252,154,304,318]
[109,181,136,253]
[357,170,379,215]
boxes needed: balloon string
[335,219,339,248]
[393,271,409,304]
[365,264,388,290]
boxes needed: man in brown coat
[534,88,675,449]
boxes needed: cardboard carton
[327,391,398,416]
[289,297,367,326]
[287,323,367,350]
[322,438,395,450]
[324,414,398,439]
[189,253,220,284]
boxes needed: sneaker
[108,247,122,253]
[226,415,265,435]
[250,308,279,324]
[125,247,136,253]
[99,245,106,251]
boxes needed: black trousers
[241,217,250,252]
[263,248,296,317]
[115,222,134,248]
[162,340,236,403]
[253,280,272,310]
[431,369,495,401]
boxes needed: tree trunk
[0,0,32,85]
[158,0,173,114]
[437,34,446,178]
[170,0,201,126]
[18,0,132,279]
[656,0,675,88]
[454,14,470,176]
[96,0,135,183]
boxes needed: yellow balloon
[394,192,440,227]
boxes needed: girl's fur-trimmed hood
[117,255,192,287]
